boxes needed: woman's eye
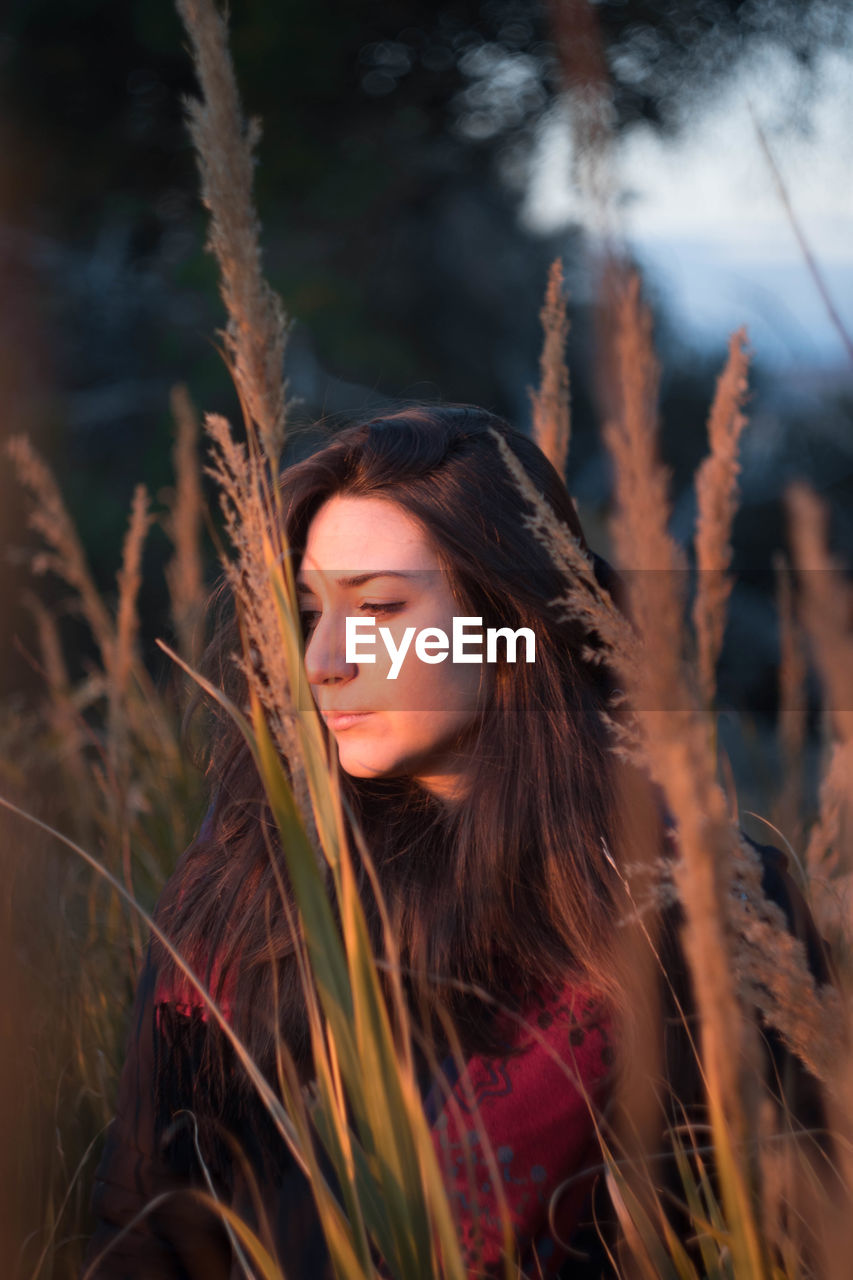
[358,601,404,616]
[299,603,404,637]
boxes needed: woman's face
[296,494,482,800]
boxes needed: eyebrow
[295,571,419,595]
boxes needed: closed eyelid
[297,599,405,618]
[299,601,404,617]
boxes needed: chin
[336,741,430,781]
[335,749,403,779]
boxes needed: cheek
[436,658,483,722]
[390,659,484,750]
[397,650,483,713]
[331,657,486,776]
[378,707,474,763]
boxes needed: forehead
[298,494,439,576]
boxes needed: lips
[322,711,374,732]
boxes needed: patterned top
[151,958,615,1277]
[424,980,615,1277]
[84,947,615,1280]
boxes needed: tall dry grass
[175,0,291,461]
[548,0,617,237]
[1,429,210,1279]
[772,552,809,848]
[164,384,207,668]
[6,435,116,666]
[750,109,853,369]
[557,270,769,1272]
[692,328,750,711]
[500,261,850,1277]
[787,483,853,967]
[530,256,571,476]
[785,482,853,1280]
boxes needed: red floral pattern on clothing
[425,982,615,1277]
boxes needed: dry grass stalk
[176,0,291,462]
[785,483,853,756]
[103,484,153,960]
[601,274,847,1159]
[548,0,621,455]
[772,552,808,844]
[204,412,317,853]
[165,384,206,667]
[489,427,635,671]
[548,0,617,233]
[600,271,760,1163]
[754,1094,833,1276]
[23,590,94,827]
[113,484,152,714]
[9,438,181,792]
[602,276,677,579]
[600,273,689,727]
[751,109,853,368]
[490,426,652,790]
[175,0,325,863]
[24,590,77,736]
[6,435,115,667]
[804,739,853,956]
[530,258,571,476]
[786,483,853,949]
[692,328,750,708]
[786,484,853,1271]
[731,836,843,1085]
[646,827,843,1087]
[626,824,843,1090]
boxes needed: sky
[522,44,853,372]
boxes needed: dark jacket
[80,941,336,1280]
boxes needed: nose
[303,610,357,688]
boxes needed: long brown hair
[154,403,647,1088]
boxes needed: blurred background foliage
[1,0,851,743]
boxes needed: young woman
[81,404,829,1279]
